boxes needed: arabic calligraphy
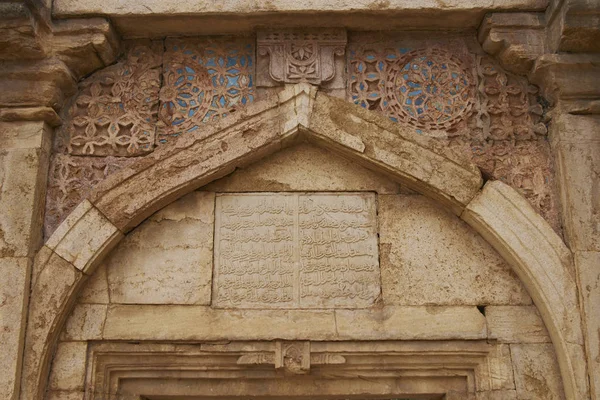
[213,193,381,308]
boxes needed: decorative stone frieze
[257,29,346,86]
[348,37,557,229]
[63,42,162,157]
[158,37,255,143]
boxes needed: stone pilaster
[0,120,52,400]
[0,2,119,399]
[480,3,600,397]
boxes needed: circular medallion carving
[384,48,475,130]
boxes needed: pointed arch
[20,84,586,400]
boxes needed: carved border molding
[86,340,507,399]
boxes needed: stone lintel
[53,0,547,37]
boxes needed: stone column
[0,120,52,399]
[551,110,600,399]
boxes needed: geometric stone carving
[350,45,476,132]
[475,55,547,141]
[213,193,380,308]
[157,37,255,144]
[64,42,162,157]
[348,39,557,229]
[257,29,347,85]
[44,154,134,238]
[382,47,476,131]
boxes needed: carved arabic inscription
[213,193,380,308]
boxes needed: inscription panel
[213,193,380,308]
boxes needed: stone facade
[1,1,599,400]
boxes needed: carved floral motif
[258,30,347,85]
[157,38,254,143]
[475,56,547,142]
[64,42,162,157]
[45,38,256,237]
[44,154,134,238]
[349,41,558,229]
[47,37,560,238]
[350,46,475,132]
[384,48,476,130]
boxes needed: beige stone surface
[102,305,486,341]
[21,249,84,400]
[379,195,531,306]
[551,113,600,252]
[103,305,338,341]
[76,264,109,304]
[486,344,515,391]
[45,391,85,400]
[335,306,487,340]
[48,342,87,391]
[90,92,293,231]
[0,122,50,258]
[486,306,551,343]
[477,391,517,400]
[203,143,401,193]
[213,192,380,308]
[511,343,566,400]
[46,200,123,273]
[308,92,483,214]
[106,191,214,305]
[0,121,49,150]
[60,304,106,341]
[462,180,586,400]
[576,250,600,398]
[53,0,548,37]
[0,257,29,400]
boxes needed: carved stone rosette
[258,29,347,85]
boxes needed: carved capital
[530,54,600,106]
[0,1,120,114]
[257,29,347,86]
[478,12,546,76]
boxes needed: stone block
[203,143,401,194]
[60,304,107,341]
[48,342,88,391]
[379,195,531,306]
[487,344,515,391]
[0,125,50,257]
[0,257,29,400]
[510,343,566,400]
[212,192,380,308]
[309,92,483,214]
[46,391,85,400]
[20,250,84,400]
[102,305,338,341]
[486,306,551,343]
[46,200,123,273]
[101,305,488,342]
[76,263,109,304]
[462,180,583,346]
[0,121,49,150]
[551,114,600,252]
[106,191,214,305]
[576,251,600,398]
[334,306,487,340]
